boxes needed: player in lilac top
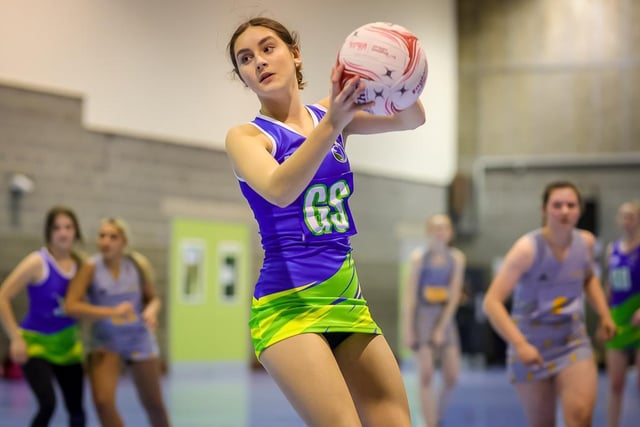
[604,201,640,427]
[64,218,169,427]
[0,206,86,427]
[483,181,615,427]
[402,214,465,427]
[226,16,425,427]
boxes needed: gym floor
[1,360,638,426]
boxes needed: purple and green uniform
[87,254,158,361]
[414,249,459,348]
[606,240,640,350]
[238,104,380,359]
[508,229,593,383]
[20,248,83,364]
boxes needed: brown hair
[44,206,84,265]
[44,206,83,244]
[227,17,306,89]
[542,181,583,209]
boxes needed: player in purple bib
[64,218,170,427]
[0,206,86,426]
[604,201,640,427]
[483,181,615,427]
[226,17,425,427]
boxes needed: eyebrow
[235,35,277,60]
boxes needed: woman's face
[233,25,300,96]
[427,216,453,245]
[49,214,77,252]
[617,203,640,236]
[97,223,126,259]
[543,187,581,229]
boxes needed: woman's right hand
[325,64,372,130]
[514,340,544,367]
[10,336,28,364]
[113,302,135,318]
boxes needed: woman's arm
[0,253,41,341]
[433,248,466,335]
[131,252,161,331]
[344,100,425,136]
[64,262,132,320]
[226,66,368,208]
[482,236,535,348]
[0,253,43,364]
[581,231,616,339]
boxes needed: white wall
[0,0,457,184]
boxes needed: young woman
[64,218,170,427]
[402,214,465,427]
[604,200,640,427]
[226,17,425,427]
[0,206,86,427]
[483,181,616,427]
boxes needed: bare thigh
[334,334,411,427]
[555,358,597,427]
[130,359,166,407]
[439,344,460,386]
[259,333,361,427]
[606,349,629,393]
[513,379,556,427]
[87,351,121,405]
[636,349,640,391]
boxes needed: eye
[239,53,252,65]
[263,45,275,53]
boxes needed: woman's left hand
[142,307,158,332]
[631,309,640,327]
[430,327,444,347]
[597,316,617,341]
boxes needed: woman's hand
[10,336,28,364]
[430,327,445,348]
[597,316,617,341]
[404,328,417,352]
[324,64,373,131]
[514,341,544,367]
[631,309,640,327]
[142,306,159,332]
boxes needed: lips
[259,72,274,83]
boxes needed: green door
[169,218,250,362]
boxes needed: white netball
[337,22,428,116]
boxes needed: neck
[47,245,71,261]
[542,226,573,248]
[103,254,122,267]
[622,230,640,245]
[429,241,448,252]
[259,89,305,123]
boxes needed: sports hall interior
[0,1,638,426]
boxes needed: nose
[255,55,267,71]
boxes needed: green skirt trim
[250,254,381,359]
[607,294,640,350]
[22,325,84,365]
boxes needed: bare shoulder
[409,247,426,263]
[578,229,596,250]
[502,233,536,271]
[450,247,466,264]
[225,123,270,154]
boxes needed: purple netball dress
[507,229,593,383]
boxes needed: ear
[292,46,302,64]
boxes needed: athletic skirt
[414,304,459,349]
[507,315,592,383]
[250,254,381,359]
[607,293,640,350]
